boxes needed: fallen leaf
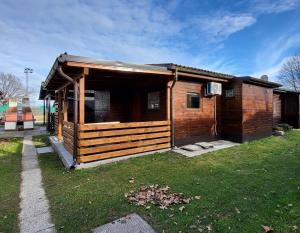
[179,206,185,212]
[128,178,135,183]
[262,225,273,232]
[235,207,241,214]
[206,225,212,231]
[291,225,298,230]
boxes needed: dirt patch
[0,139,9,146]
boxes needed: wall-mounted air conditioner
[206,82,222,96]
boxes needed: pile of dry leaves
[125,185,200,210]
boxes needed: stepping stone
[181,144,202,152]
[36,146,53,154]
[92,213,156,233]
[195,142,214,149]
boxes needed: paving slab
[19,135,56,233]
[92,213,156,233]
[195,142,214,149]
[181,144,202,152]
[174,140,239,158]
[37,146,54,154]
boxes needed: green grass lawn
[0,138,23,233]
[33,134,51,148]
[37,131,300,233]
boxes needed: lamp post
[24,68,33,96]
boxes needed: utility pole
[24,68,33,96]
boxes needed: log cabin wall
[221,81,243,142]
[242,83,273,141]
[273,92,282,127]
[173,80,219,146]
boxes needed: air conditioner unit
[206,82,222,95]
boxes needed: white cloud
[252,0,300,14]
[251,56,292,82]
[253,32,300,79]
[195,13,256,42]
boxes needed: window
[187,92,200,108]
[225,89,235,98]
[148,91,160,109]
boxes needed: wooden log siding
[77,121,171,163]
[62,121,74,155]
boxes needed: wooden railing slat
[79,131,170,147]
[78,120,170,131]
[78,126,170,139]
[79,143,170,163]
[79,137,170,155]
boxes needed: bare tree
[0,72,26,105]
[278,54,300,91]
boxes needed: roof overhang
[239,76,281,88]
[43,54,174,91]
[274,87,300,94]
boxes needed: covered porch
[42,54,174,164]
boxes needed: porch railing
[62,121,74,155]
[77,120,171,163]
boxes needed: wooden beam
[177,72,229,82]
[57,91,63,140]
[66,61,173,76]
[166,81,171,120]
[79,143,171,163]
[63,88,68,122]
[79,74,85,124]
[78,120,170,131]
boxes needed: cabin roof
[43,53,172,88]
[151,63,235,80]
[238,76,281,88]
[41,53,282,99]
[274,87,300,94]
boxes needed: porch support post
[79,68,88,124]
[55,93,58,135]
[170,69,178,148]
[63,88,68,122]
[166,81,171,121]
[57,91,63,140]
[43,98,46,125]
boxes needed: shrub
[277,123,293,131]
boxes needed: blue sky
[0,0,300,103]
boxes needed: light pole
[24,68,33,96]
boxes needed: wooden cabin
[40,54,285,165]
[273,88,300,128]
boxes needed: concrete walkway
[19,135,56,233]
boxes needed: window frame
[147,91,160,110]
[186,92,201,109]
